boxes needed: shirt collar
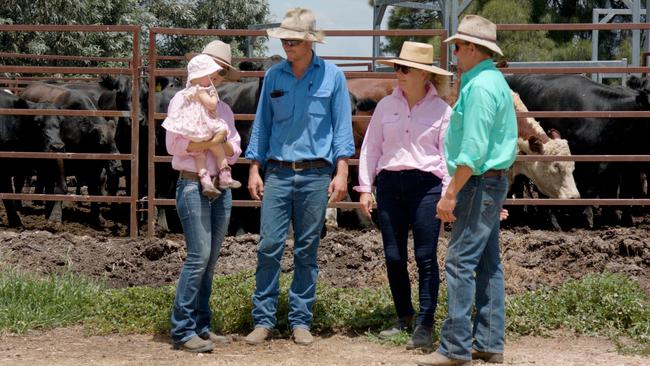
[280,51,322,75]
[392,81,438,101]
[461,59,495,86]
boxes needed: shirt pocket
[270,94,293,123]
[381,114,401,143]
[412,116,443,150]
[307,88,332,117]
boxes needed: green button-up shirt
[444,59,518,176]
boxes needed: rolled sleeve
[438,108,452,192]
[219,104,242,165]
[457,86,495,174]
[330,70,355,161]
[354,103,384,193]
[245,74,272,163]
[166,130,191,156]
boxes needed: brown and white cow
[510,92,580,199]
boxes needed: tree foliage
[0,0,270,67]
[379,0,639,62]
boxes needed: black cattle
[20,83,123,226]
[0,90,66,227]
[505,74,650,227]
[626,75,650,93]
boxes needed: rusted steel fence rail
[146,28,449,236]
[0,24,141,237]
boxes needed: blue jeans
[170,178,232,344]
[376,170,442,327]
[437,175,508,360]
[251,163,333,330]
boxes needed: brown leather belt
[482,169,506,178]
[179,170,202,181]
[267,159,330,171]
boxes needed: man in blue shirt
[417,15,517,366]
[244,8,354,346]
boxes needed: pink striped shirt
[165,98,242,176]
[355,82,451,193]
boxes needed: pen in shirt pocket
[270,90,285,98]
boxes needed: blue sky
[265,0,386,58]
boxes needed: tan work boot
[292,327,314,346]
[173,335,214,353]
[245,327,270,345]
[199,331,230,344]
[472,349,503,363]
[415,352,472,366]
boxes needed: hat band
[398,57,433,67]
[205,54,232,68]
[279,25,317,35]
[457,30,496,43]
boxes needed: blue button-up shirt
[245,53,355,165]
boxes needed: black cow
[20,84,123,226]
[0,90,66,227]
[505,74,650,227]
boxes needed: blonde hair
[431,74,451,98]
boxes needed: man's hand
[328,172,348,203]
[436,195,457,223]
[248,164,264,200]
[359,192,374,218]
[499,208,509,221]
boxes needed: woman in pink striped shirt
[355,41,452,351]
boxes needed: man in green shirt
[417,15,517,366]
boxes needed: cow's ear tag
[156,83,162,92]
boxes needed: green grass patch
[0,270,648,354]
[0,271,102,333]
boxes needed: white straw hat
[267,8,325,44]
[377,41,452,76]
[444,15,503,56]
[202,40,241,81]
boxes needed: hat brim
[377,59,452,76]
[185,52,241,81]
[444,34,503,56]
[266,27,326,44]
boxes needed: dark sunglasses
[452,42,470,52]
[217,68,228,77]
[281,39,303,47]
[393,64,412,74]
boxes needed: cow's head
[516,130,580,199]
[26,101,65,153]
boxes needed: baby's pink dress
[162,85,227,142]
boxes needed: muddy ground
[0,203,648,295]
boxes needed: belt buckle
[291,161,304,171]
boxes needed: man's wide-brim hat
[377,41,452,76]
[444,14,503,56]
[201,40,241,81]
[267,7,326,44]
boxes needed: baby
[162,54,241,198]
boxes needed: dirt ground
[0,204,649,365]
[0,327,648,366]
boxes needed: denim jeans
[437,175,508,360]
[376,169,443,327]
[170,178,232,344]
[251,163,333,330]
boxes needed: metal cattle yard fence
[2,22,650,237]
[0,24,142,237]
